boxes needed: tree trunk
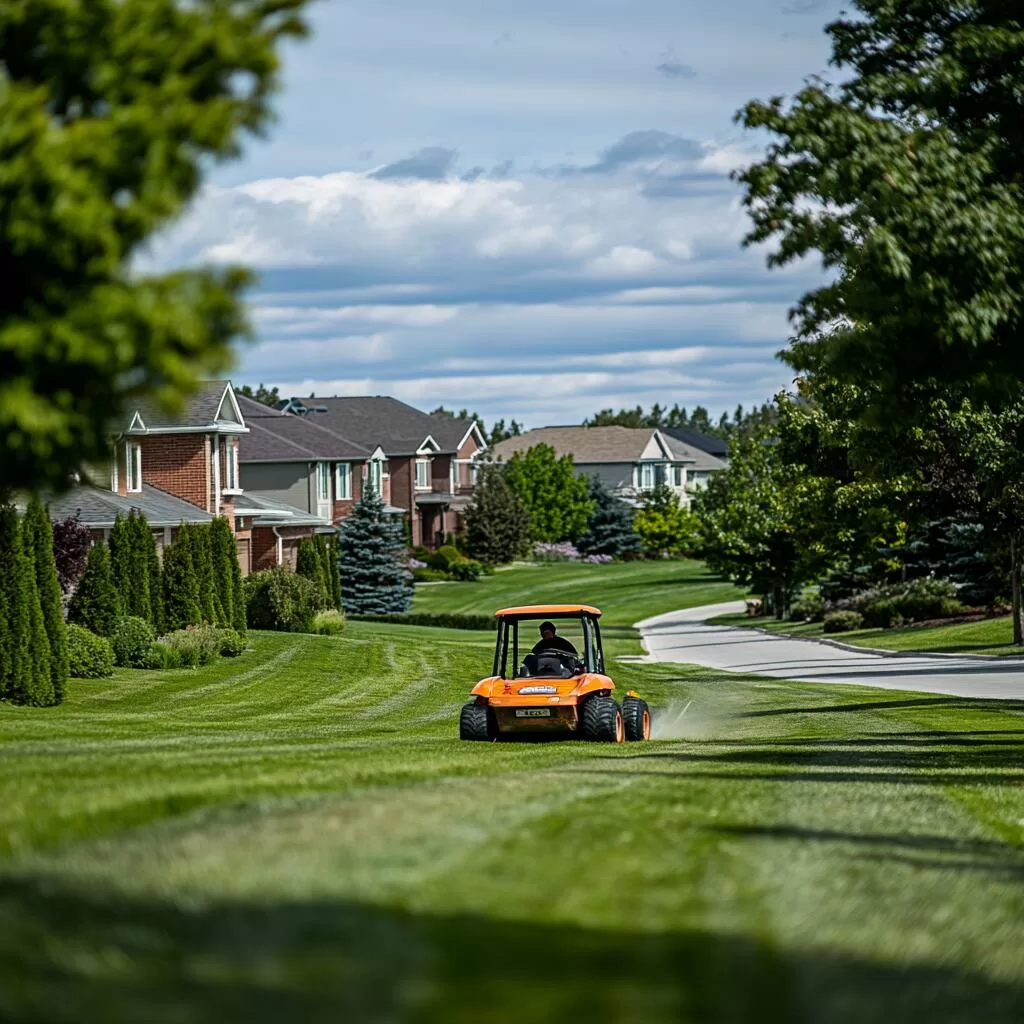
[772,583,784,621]
[1012,533,1023,647]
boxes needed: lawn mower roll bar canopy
[493,605,606,678]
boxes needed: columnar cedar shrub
[192,524,223,626]
[326,534,343,611]
[463,465,531,565]
[209,517,245,634]
[68,542,120,638]
[577,477,641,559]
[135,513,164,632]
[23,497,67,703]
[339,488,412,615]
[51,512,92,596]
[297,538,330,607]
[109,513,150,622]
[161,526,202,631]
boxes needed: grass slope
[2,625,1024,1022]
[711,612,1024,656]
[414,559,744,626]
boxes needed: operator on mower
[532,621,578,656]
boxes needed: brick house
[47,381,327,573]
[275,397,487,548]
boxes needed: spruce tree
[464,465,531,565]
[23,497,67,703]
[162,526,202,631]
[297,538,330,607]
[0,504,30,702]
[68,542,120,638]
[339,489,412,615]
[577,477,641,559]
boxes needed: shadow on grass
[1,873,1022,1024]
[709,824,1024,881]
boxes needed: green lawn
[710,611,1024,656]
[414,559,745,627]
[2,624,1024,1021]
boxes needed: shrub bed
[157,625,223,668]
[312,610,346,636]
[823,611,864,634]
[350,612,497,631]
[246,567,325,632]
[67,624,115,678]
[111,616,158,668]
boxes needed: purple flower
[408,558,427,569]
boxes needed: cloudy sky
[157,0,842,427]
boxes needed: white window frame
[335,462,352,500]
[316,461,331,502]
[415,457,430,490]
[450,460,458,494]
[640,463,655,490]
[224,436,240,492]
[125,442,142,493]
[368,460,383,495]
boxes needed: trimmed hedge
[246,567,325,633]
[66,624,115,678]
[111,616,157,668]
[350,611,497,631]
[823,611,864,634]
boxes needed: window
[450,461,458,494]
[125,442,142,493]
[674,466,684,487]
[335,462,352,500]
[640,463,655,490]
[415,458,430,489]
[316,461,330,502]
[368,460,383,495]
[224,437,238,490]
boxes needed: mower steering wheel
[535,648,583,675]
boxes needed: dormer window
[415,458,430,490]
[125,442,142,493]
[224,437,240,492]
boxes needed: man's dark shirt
[531,635,578,656]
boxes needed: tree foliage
[463,464,531,565]
[0,0,309,493]
[585,402,775,440]
[339,488,412,616]
[634,486,701,560]
[161,526,202,632]
[501,445,594,543]
[236,383,281,407]
[209,516,245,633]
[297,537,330,608]
[68,541,120,638]
[51,511,92,596]
[576,477,640,559]
[23,497,67,702]
[735,1,1024,419]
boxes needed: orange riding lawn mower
[459,605,651,743]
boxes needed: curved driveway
[637,601,1024,701]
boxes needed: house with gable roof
[275,396,487,548]
[489,424,725,507]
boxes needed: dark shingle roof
[236,394,370,463]
[285,396,454,455]
[232,491,335,529]
[124,380,237,432]
[661,435,728,472]
[44,484,215,529]
[428,415,483,451]
[661,427,730,459]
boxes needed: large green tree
[736,1,1024,420]
[0,0,308,495]
[501,445,593,544]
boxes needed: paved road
[636,601,1024,701]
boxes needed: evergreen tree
[0,504,30,702]
[577,477,641,559]
[68,542,120,637]
[133,513,164,632]
[464,465,531,565]
[190,524,223,625]
[162,526,202,631]
[315,535,334,607]
[23,497,67,703]
[339,489,412,615]
[297,538,330,606]
[209,517,244,633]
[22,525,54,706]
[110,512,150,621]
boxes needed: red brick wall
[139,434,210,510]
[432,454,452,492]
[252,527,279,572]
[389,456,413,513]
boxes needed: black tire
[622,696,651,741]
[580,695,623,743]
[460,701,496,741]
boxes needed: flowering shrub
[533,542,581,562]
[583,554,613,564]
[408,558,428,570]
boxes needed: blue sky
[158,0,842,427]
